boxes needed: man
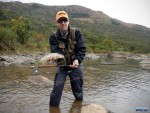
[49,11,86,106]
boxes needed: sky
[2,0,150,28]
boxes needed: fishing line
[16,81,43,98]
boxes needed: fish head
[56,58,66,65]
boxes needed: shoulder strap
[53,28,76,46]
[53,31,59,44]
[53,28,76,41]
[70,27,76,41]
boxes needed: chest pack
[53,27,76,65]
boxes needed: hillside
[0,1,150,53]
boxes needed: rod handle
[38,65,57,68]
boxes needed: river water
[0,58,150,113]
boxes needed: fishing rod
[31,64,70,68]
[31,64,78,75]
[31,60,124,75]
[30,52,124,75]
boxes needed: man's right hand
[69,60,79,68]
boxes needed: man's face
[57,17,69,32]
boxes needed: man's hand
[69,60,79,68]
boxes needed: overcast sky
[3,0,150,28]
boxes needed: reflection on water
[0,58,150,113]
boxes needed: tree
[11,16,32,44]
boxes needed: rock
[85,53,100,60]
[108,51,126,58]
[0,57,6,61]
[139,59,150,70]
[139,59,150,64]
[139,64,150,70]
[81,104,108,113]
[21,59,35,65]
[28,75,53,87]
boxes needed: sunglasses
[57,18,68,23]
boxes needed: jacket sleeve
[74,30,86,64]
[49,33,64,55]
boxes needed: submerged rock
[28,75,53,87]
[81,104,108,113]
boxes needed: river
[0,58,150,113]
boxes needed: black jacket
[49,26,86,64]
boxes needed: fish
[38,53,65,65]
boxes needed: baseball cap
[56,11,69,21]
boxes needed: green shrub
[0,27,18,50]
[11,16,32,44]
